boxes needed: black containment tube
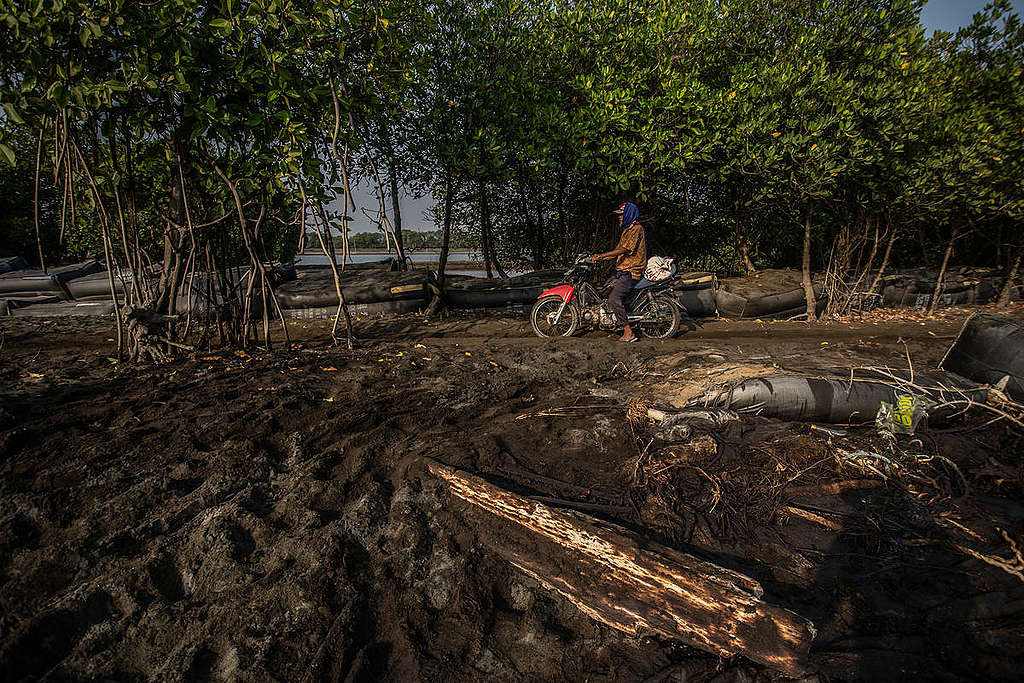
[693,376,988,424]
[940,313,1024,401]
[673,288,717,318]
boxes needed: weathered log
[425,459,816,676]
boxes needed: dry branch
[425,459,816,676]
[954,530,1024,583]
[780,505,845,532]
[515,405,615,420]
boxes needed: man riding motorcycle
[592,201,646,342]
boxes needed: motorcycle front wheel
[635,295,681,339]
[530,296,580,337]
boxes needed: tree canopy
[1,0,1022,343]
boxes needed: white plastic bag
[644,256,674,282]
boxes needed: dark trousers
[607,270,638,325]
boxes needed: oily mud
[1,308,1023,681]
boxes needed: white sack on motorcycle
[644,256,675,282]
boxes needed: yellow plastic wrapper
[875,394,933,435]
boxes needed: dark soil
[1,306,1023,682]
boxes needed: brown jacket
[614,222,647,279]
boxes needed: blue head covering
[618,202,640,229]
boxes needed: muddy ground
[1,307,1023,682]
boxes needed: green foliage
[0,126,55,263]
[1,0,1021,291]
[346,231,386,249]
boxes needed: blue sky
[920,0,1023,32]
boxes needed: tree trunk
[438,168,454,286]
[478,180,506,278]
[339,143,355,269]
[297,195,307,255]
[382,129,405,266]
[161,198,186,318]
[734,195,755,275]
[489,220,508,279]
[849,216,872,278]
[366,152,405,268]
[157,123,192,321]
[683,173,692,219]
[71,135,125,359]
[33,129,47,273]
[317,200,355,349]
[928,226,960,315]
[835,216,881,316]
[997,246,1022,309]
[868,220,898,293]
[917,224,930,266]
[478,180,493,279]
[802,206,817,321]
[122,119,149,301]
[425,459,816,676]
[425,169,455,317]
[860,217,880,281]
[557,165,567,264]
[996,225,1003,268]
[107,126,144,306]
[739,239,756,275]
[212,165,291,350]
[534,195,545,271]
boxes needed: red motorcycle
[530,255,682,338]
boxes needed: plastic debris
[660,424,693,441]
[875,394,933,435]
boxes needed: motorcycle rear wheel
[531,296,580,337]
[635,295,681,338]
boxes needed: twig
[528,495,632,516]
[903,452,970,497]
[954,530,1024,583]
[155,336,195,352]
[782,456,832,486]
[630,437,656,486]
[781,505,844,531]
[515,405,617,420]
[688,465,723,513]
[898,336,913,384]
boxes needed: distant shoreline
[295,249,525,277]
[299,249,480,256]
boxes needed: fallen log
[425,459,816,676]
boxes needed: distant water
[295,249,525,277]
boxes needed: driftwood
[425,459,816,676]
